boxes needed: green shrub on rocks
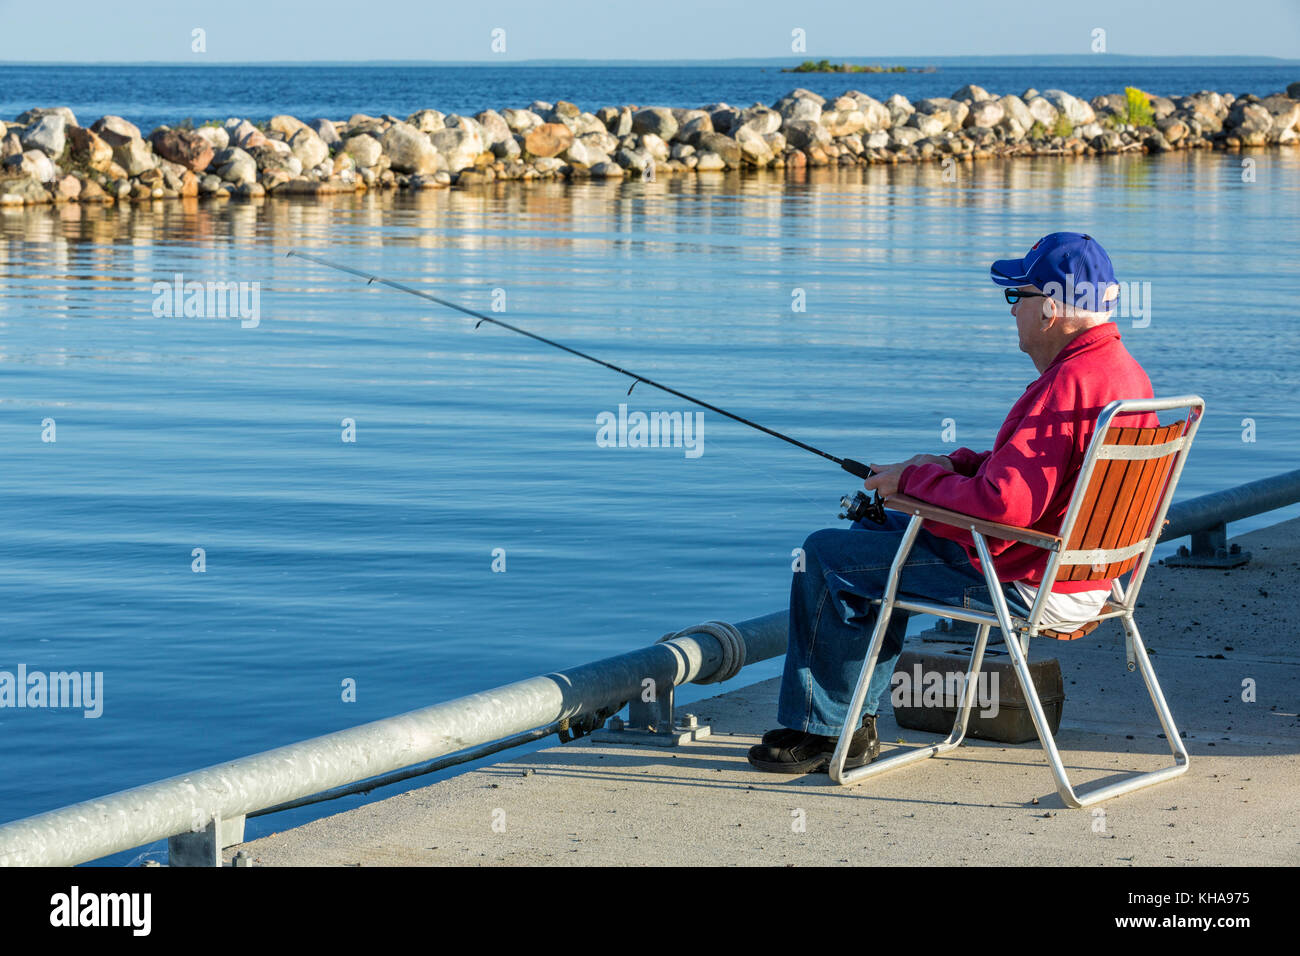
[1051,115,1074,138]
[1124,87,1155,127]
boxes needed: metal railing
[1160,468,1300,567]
[0,613,786,867]
[1,469,1297,867]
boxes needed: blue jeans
[777,510,1023,736]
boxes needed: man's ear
[1040,296,1057,324]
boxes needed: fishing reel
[839,490,887,525]
[835,458,887,525]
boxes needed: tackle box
[890,650,1065,744]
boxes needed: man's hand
[864,454,954,498]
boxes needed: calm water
[2,149,1299,863]
[2,63,1299,132]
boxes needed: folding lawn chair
[827,396,1205,808]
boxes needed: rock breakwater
[3,81,1299,205]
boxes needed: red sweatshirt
[897,323,1156,591]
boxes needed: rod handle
[840,458,875,480]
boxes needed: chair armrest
[885,493,1063,552]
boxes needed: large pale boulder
[213,147,257,185]
[572,112,607,137]
[1227,102,1273,145]
[913,97,969,130]
[694,151,726,171]
[6,149,56,182]
[444,114,486,143]
[1025,96,1060,128]
[733,124,774,165]
[965,100,1005,129]
[20,114,67,155]
[631,108,678,141]
[492,136,522,160]
[1156,116,1190,143]
[1260,95,1300,135]
[577,130,619,155]
[637,132,670,162]
[890,126,924,147]
[822,109,866,137]
[195,125,229,150]
[90,115,142,145]
[429,127,481,172]
[997,95,1035,132]
[501,108,544,134]
[693,132,741,166]
[737,107,781,135]
[405,109,445,133]
[112,137,155,176]
[1151,96,1176,120]
[16,106,78,127]
[845,94,891,132]
[908,112,948,137]
[562,139,610,167]
[777,97,822,123]
[1091,93,1126,117]
[782,119,831,150]
[1041,89,1095,126]
[289,128,329,169]
[677,113,713,144]
[269,114,311,138]
[343,134,382,168]
[310,118,340,148]
[474,109,512,148]
[951,84,993,103]
[382,122,440,174]
[226,120,266,150]
[774,87,825,109]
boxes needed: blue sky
[0,0,1297,61]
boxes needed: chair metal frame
[827,396,1205,807]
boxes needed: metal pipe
[0,612,787,867]
[249,721,568,818]
[1161,468,1300,541]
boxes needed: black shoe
[749,715,880,774]
[761,714,879,748]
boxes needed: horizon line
[2,54,1299,67]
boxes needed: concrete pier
[226,518,1300,866]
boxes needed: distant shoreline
[2,79,1298,205]
[3,55,1299,67]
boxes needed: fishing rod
[286,249,886,523]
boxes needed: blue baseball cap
[991,232,1119,313]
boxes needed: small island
[784,60,931,74]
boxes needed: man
[749,232,1157,774]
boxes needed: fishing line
[287,250,884,516]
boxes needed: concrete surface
[226,519,1300,866]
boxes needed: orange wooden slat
[1097,425,1166,579]
[1108,421,1185,576]
[1062,425,1142,581]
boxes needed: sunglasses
[1004,289,1047,304]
